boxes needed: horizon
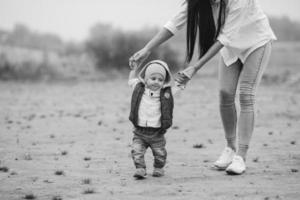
[1,0,300,41]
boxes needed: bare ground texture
[0,77,299,200]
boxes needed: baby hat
[144,63,167,80]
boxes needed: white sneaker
[226,155,246,175]
[213,147,235,170]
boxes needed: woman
[129,0,276,175]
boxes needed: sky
[0,0,300,41]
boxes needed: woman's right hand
[129,48,151,70]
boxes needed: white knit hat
[144,63,167,80]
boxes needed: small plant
[24,153,32,160]
[61,150,68,156]
[268,131,273,135]
[82,178,91,184]
[84,157,91,161]
[0,166,9,172]
[54,170,64,176]
[83,188,95,194]
[52,196,62,200]
[291,169,298,173]
[10,171,17,175]
[193,143,205,149]
[23,193,36,199]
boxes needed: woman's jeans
[218,42,272,159]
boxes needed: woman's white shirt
[164,0,277,66]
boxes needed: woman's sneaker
[213,147,235,170]
[133,168,147,179]
[152,168,164,177]
[225,155,246,175]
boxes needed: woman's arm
[144,0,187,51]
[129,1,187,68]
[144,28,174,52]
[177,40,223,83]
[129,28,173,68]
[192,40,223,71]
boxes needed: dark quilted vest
[129,82,174,130]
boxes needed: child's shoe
[152,168,164,177]
[225,155,246,175]
[133,168,147,179]
[213,147,235,170]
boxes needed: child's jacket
[128,60,175,130]
[129,82,174,130]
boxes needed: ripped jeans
[131,127,167,169]
[218,42,272,159]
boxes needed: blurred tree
[269,16,300,41]
[2,23,64,52]
[85,23,181,71]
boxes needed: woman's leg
[218,58,243,151]
[237,42,272,160]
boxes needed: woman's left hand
[175,66,197,85]
[182,66,197,79]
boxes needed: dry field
[0,75,299,200]
[0,42,300,199]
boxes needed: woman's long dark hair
[186,0,225,62]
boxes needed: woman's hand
[175,66,197,85]
[182,66,197,79]
[129,48,151,70]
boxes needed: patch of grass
[52,196,62,200]
[0,166,9,172]
[193,143,205,149]
[82,178,91,184]
[61,150,68,155]
[24,153,32,160]
[23,193,36,199]
[54,170,64,176]
[82,188,95,194]
[291,169,298,173]
[84,157,91,161]
[10,171,17,175]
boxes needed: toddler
[128,60,185,179]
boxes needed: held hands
[129,48,151,70]
[175,66,197,85]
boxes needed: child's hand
[129,48,151,70]
[129,61,138,70]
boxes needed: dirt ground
[0,77,299,200]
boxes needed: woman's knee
[239,92,255,111]
[219,89,236,106]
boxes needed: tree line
[0,16,299,71]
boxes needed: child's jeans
[131,126,167,169]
